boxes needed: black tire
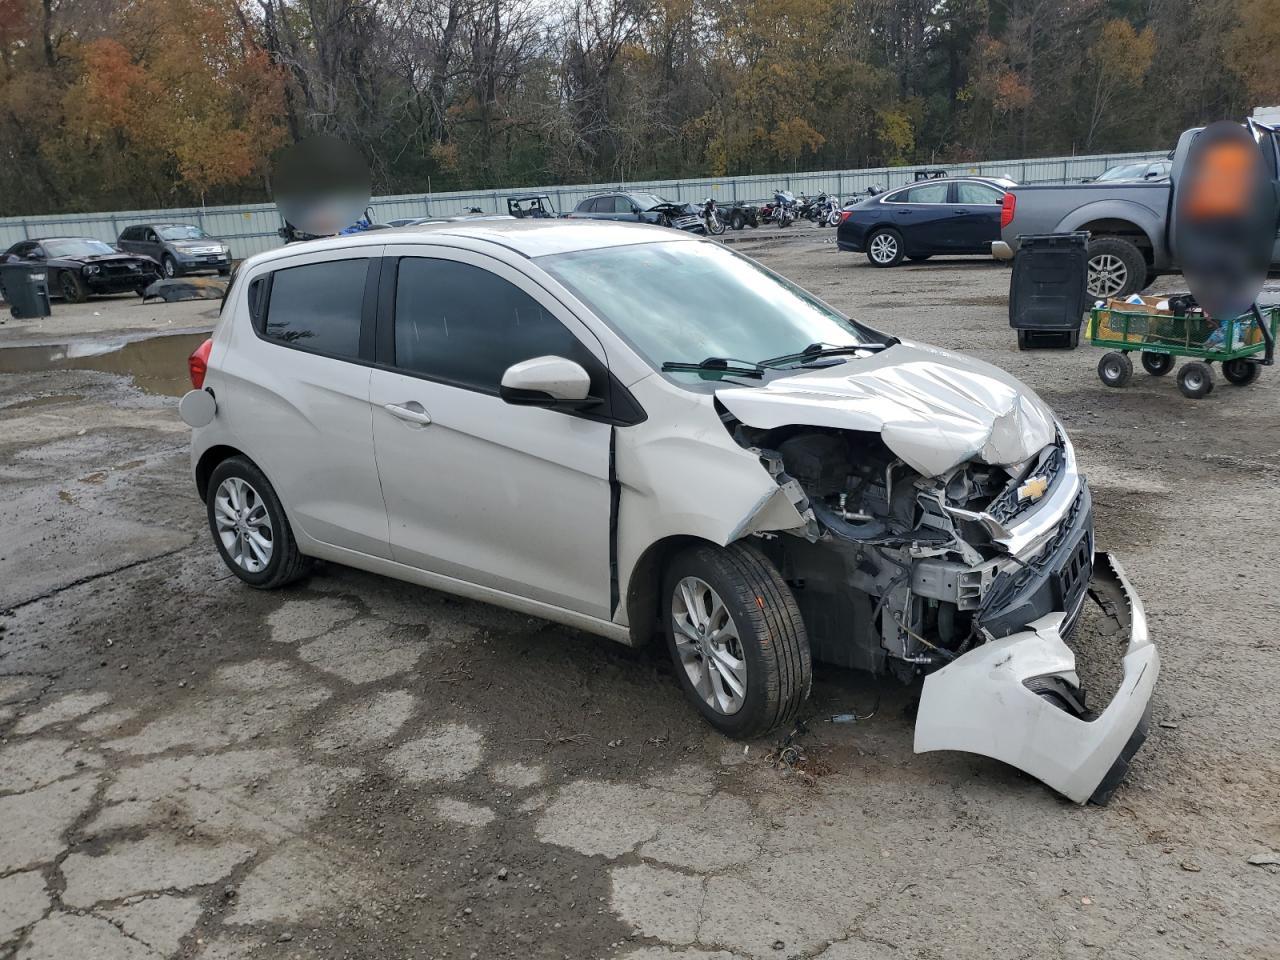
[1177,361,1214,399]
[662,541,811,739]
[908,254,932,262]
[205,456,309,589]
[731,212,745,231]
[1087,237,1148,300]
[1140,352,1175,377]
[59,270,88,303]
[162,255,180,279]
[1222,358,1260,386]
[1067,329,1081,349]
[1016,330,1031,351]
[866,228,905,267]
[1097,351,1133,388]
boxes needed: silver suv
[180,220,1158,804]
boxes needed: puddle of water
[0,333,207,397]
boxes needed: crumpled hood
[715,341,1057,477]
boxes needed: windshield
[632,194,667,210]
[540,241,876,383]
[44,239,116,258]
[158,225,209,240]
[1096,163,1147,181]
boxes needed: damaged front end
[723,412,1157,804]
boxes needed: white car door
[368,246,615,619]
[220,247,390,558]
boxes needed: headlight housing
[84,264,100,275]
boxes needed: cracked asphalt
[2,231,1279,959]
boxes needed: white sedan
[181,220,1157,804]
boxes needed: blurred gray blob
[272,137,372,237]
[1174,120,1276,319]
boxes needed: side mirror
[499,355,596,407]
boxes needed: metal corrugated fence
[0,151,1165,260]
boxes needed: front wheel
[59,270,88,303]
[866,228,904,267]
[1177,361,1214,399]
[731,212,745,231]
[663,542,811,739]
[1222,358,1260,386]
[206,456,309,589]
[162,255,179,279]
[706,214,726,236]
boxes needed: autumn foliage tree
[0,0,1270,215]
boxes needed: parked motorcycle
[796,194,818,222]
[701,197,726,236]
[774,190,796,228]
[816,194,840,227]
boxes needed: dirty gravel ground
[2,232,1278,960]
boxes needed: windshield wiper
[759,341,894,368]
[661,356,764,379]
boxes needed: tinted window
[955,182,1002,204]
[903,182,949,203]
[394,257,598,393]
[262,259,368,357]
[612,196,634,213]
[576,198,596,213]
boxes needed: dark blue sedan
[836,177,1014,267]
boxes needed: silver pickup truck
[995,122,1280,299]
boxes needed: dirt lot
[2,232,1278,960]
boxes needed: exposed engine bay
[733,422,1093,687]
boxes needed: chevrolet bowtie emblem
[1017,475,1049,502]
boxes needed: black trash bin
[1008,231,1089,350]
[0,261,53,319]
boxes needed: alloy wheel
[870,233,898,264]
[670,576,747,715]
[1088,254,1128,298]
[213,476,273,573]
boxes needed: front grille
[1056,533,1093,639]
[987,441,1065,526]
[101,262,145,278]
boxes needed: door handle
[383,402,432,425]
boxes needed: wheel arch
[1059,204,1165,266]
[624,533,719,647]
[196,444,255,501]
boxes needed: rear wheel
[1086,237,1148,300]
[1222,358,1260,386]
[731,212,745,231]
[1097,351,1133,388]
[663,542,811,739]
[1140,352,1174,376]
[206,456,309,589]
[866,228,905,267]
[1177,361,1214,399]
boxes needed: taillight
[839,210,852,224]
[188,338,212,390]
[1000,192,1016,229]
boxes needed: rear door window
[954,182,1003,204]
[261,259,370,359]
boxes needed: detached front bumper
[914,552,1158,804]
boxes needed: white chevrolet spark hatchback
[183,220,1158,804]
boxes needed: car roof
[30,236,103,243]
[247,219,694,266]
[883,176,1012,195]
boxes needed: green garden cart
[1089,300,1278,399]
